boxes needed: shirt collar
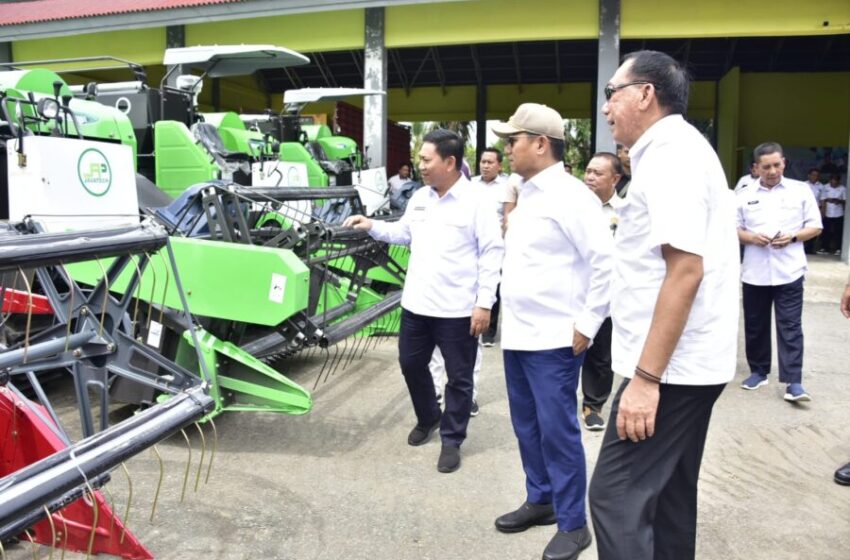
[525,162,567,192]
[429,174,470,200]
[602,191,624,208]
[756,177,788,192]
[629,114,685,173]
[473,173,506,186]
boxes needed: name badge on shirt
[413,206,426,211]
[747,200,759,205]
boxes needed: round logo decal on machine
[77,148,112,197]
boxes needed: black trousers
[803,233,820,254]
[483,283,501,342]
[823,216,844,253]
[398,308,477,447]
[742,277,804,384]
[589,379,725,560]
[581,317,614,412]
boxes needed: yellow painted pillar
[717,67,741,188]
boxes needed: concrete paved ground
[6,256,850,560]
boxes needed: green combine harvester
[0,51,406,420]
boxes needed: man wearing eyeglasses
[492,103,613,560]
[587,51,740,560]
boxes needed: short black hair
[808,167,819,175]
[482,147,503,163]
[549,137,566,163]
[423,129,464,170]
[622,50,690,116]
[753,142,784,163]
[590,151,625,176]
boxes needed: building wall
[739,72,850,148]
[186,9,366,52]
[12,27,165,65]
[11,0,849,62]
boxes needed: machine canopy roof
[163,45,310,77]
[283,87,385,105]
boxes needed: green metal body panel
[302,123,357,161]
[316,135,357,161]
[175,328,312,417]
[153,120,218,197]
[0,70,138,161]
[70,99,139,162]
[201,112,245,131]
[202,111,267,157]
[0,69,73,97]
[301,124,332,141]
[66,237,310,326]
[219,127,266,157]
[279,142,328,187]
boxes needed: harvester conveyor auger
[0,220,214,559]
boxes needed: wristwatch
[791,234,798,243]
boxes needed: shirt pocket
[780,198,803,231]
[741,202,768,230]
[437,217,471,250]
[407,209,428,238]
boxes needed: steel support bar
[0,224,167,272]
[0,330,96,371]
[240,186,362,202]
[320,290,401,347]
[0,387,214,539]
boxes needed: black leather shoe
[495,501,557,533]
[542,526,592,560]
[407,416,440,446]
[835,462,850,486]
[437,444,461,473]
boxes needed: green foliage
[564,119,593,177]
[410,121,476,173]
[408,118,594,179]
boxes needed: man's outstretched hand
[343,215,373,230]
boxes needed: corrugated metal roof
[0,0,244,27]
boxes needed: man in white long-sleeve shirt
[491,103,613,560]
[343,129,503,474]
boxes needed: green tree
[410,121,476,174]
[564,119,593,178]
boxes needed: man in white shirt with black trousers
[737,141,823,401]
[492,103,613,560]
[588,50,741,560]
[343,129,503,474]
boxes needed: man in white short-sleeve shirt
[821,174,846,254]
[803,168,825,254]
[734,162,758,192]
[588,50,740,560]
[736,142,823,402]
[387,162,413,194]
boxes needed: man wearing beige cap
[492,103,613,560]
